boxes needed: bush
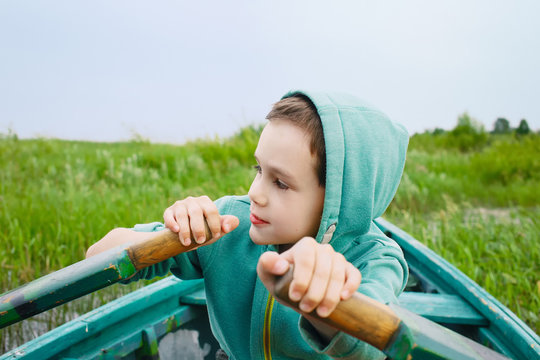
[493,118,510,134]
[516,119,531,136]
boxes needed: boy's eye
[274,179,289,190]
[253,165,288,190]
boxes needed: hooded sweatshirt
[126,90,409,359]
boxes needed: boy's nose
[248,179,268,207]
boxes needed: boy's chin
[249,226,266,245]
[249,225,293,247]
[249,226,276,246]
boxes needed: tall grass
[0,127,260,289]
[1,128,538,352]
[391,133,540,212]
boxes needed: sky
[1,1,538,144]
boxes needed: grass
[0,127,260,288]
[0,128,539,352]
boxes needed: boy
[86,90,409,359]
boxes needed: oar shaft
[273,268,511,360]
[0,223,212,329]
[0,246,136,328]
[128,222,212,270]
[273,267,401,351]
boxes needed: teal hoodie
[127,90,409,359]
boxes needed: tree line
[430,113,533,136]
[412,113,537,153]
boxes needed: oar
[0,228,512,360]
[271,267,510,360]
[0,224,211,329]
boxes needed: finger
[317,252,346,317]
[173,204,191,246]
[220,215,239,234]
[198,196,221,240]
[256,251,290,287]
[163,207,179,232]
[287,237,317,303]
[341,262,362,300]
[299,244,333,314]
[185,198,207,244]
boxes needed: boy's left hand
[257,237,361,318]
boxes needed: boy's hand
[163,196,239,246]
[257,237,361,318]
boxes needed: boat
[1,218,539,359]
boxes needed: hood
[282,90,408,251]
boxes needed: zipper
[263,293,275,360]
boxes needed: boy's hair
[266,95,326,187]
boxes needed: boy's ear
[220,215,240,233]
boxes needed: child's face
[248,119,325,247]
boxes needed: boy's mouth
[250,213,269,225]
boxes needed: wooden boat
[1,218,539,359]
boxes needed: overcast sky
[1,1,538,143]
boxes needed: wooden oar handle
[128,220,212,270]
[273,267,401,351]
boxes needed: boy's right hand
[163,196,239,247]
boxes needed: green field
[1,126,539,351]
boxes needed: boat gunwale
[0,277,208,359]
